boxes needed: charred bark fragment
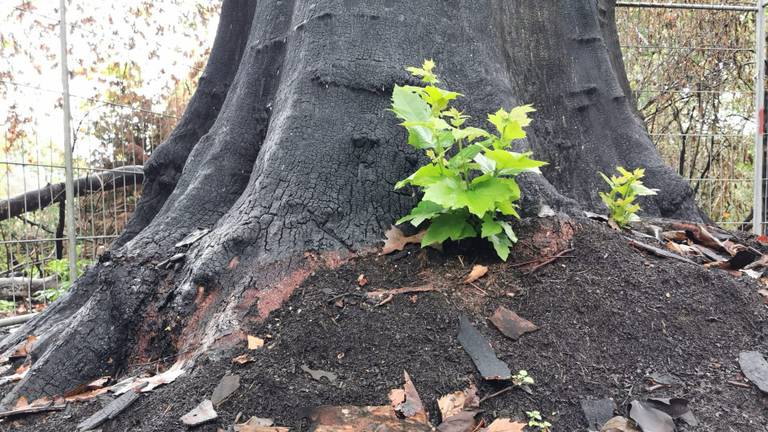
[0,0,704,405]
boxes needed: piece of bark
[739,351,768,393]
[628,400,674,432]
[180,399,218,426]
[77,384,145,431]
[581,399,616,432]
[457,316,511,381]
[0,402,65,419]
[211,373,240,405]
[488,307,539,340]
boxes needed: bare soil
[2,217,767,431]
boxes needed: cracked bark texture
[0,0,703,405]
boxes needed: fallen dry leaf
[436,409,480,431]
[483,418,526,432]
[437,384,479,421]
[308,405,432,431]
[14,396,28,409]
[248,335,265,350]
[381,226,426,255]
[234,416,290,431]
[464,265,488,284]
[357,274,369,287]
[759,289,768,304]
[232,354,255,365]
[211,374,240,405]
[489,307,539,340]
[393,371,428,423]
[600,416,640,432]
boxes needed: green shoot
[598,166,657,228]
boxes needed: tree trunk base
[2,216,766,431]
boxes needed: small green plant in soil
[391,59,547,260]
[526,410,552,431]
[599,166,657,228]
[35,255,90,302]
[512,369,534,386]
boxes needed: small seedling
[392,59,547,260]
[512,369,534,386]
[598,166,657,228]
[526,410,552,431]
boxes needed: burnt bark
[0,0,703,405]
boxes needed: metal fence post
[59,0,78,282]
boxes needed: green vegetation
[599,167,657,228]
[0,300,16,313]
[35,255,91,302]
[391,60,547,260]
[512,369,534,386]
[526,410,552,431]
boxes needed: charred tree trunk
[0,0,701,404]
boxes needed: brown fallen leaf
[600,416,640,432]
[489,307,539,340]
[308,405,432,431]
[483,418,526,432]
[14,396,28,409]
[248,335,265,350]
[464,265,489,284]
[357,274,369,287]
[232,354,255,365]
[139,364,185,392]
[758,289,768,304]
[234,416,289,432]
[437,384,479,420]
[394,371,428,423]
[436,409,481,432]
[381,226,426,255]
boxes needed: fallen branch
[522,248,575,275]
[0,403,65,419]
[626,237,697,265]
[0,276,58,300]
[0,313,38,328]
[0,166,144,221]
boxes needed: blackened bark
[0,0,703,405]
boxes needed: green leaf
[406,59,439,84]
[473,153,496,174]
[488,233,512,261]
[484,149,548,175]
[422,176,469,210]
[465,176,520,217]
[396,200,444,226]
[395,163,443,189]
[448,143,485,170]
[508,104,536,127]
[451,127,490,143]
[480,214,503,238]
[499,221,518,242]
[422,86,462,113]
[391,85,431,123]
[421,211,476,246]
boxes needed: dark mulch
[3,217,768,431]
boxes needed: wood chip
[180,399,217,426]
[248,335,265,350]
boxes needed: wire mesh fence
[0,1,765,315]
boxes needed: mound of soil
[3,217,768,431]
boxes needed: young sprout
[526,410,552,431]
[512,370,535,386]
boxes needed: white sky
[0,0,221,195]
